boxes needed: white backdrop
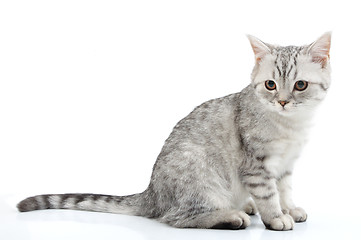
[1,0,361,239]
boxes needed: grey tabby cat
[18,33,331,231]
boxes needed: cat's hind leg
[162,209,251,229]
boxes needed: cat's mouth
[268,101,291,113]
[266,100,300,115]
[278,107,288,113]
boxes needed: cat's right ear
[247,35,272,63]
[306,32,332,68]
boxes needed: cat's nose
[278,100,289,107]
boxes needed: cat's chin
[277,109,294,116]
[271,106,299,116]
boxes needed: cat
[17,32,331,231]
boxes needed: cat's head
[248,32,331,116]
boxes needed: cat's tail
[17,193,144,215]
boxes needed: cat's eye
[265,80,276,91]
[294,80,308,91]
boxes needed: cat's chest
[268,134,306,158]
[263,129,308,176]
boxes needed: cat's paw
[289,207,307,222]
[243,199,258,215]
[212,211,251,230]
[264,214,294,231]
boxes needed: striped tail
[17,193,143,215]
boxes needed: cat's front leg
[278,172,307,222]
[242,172,294,231]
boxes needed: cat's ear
[247,35,272,63]
[307,32,332,68]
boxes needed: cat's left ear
[307,32,332,68]
[247,35,273,63]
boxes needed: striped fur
[18,33,331,231]
[17,194,142,215]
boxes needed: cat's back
[167,91,242,146]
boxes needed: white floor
[1,195,360,240]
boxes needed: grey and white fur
[17,33,331,231]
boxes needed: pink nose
[278,100,289,107]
